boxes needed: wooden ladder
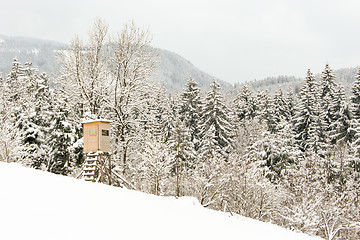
[83,153,98,182]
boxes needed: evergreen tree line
[0,20,359,240]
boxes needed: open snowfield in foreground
[0,162,321,240]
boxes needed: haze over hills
[1,34,358,95]
[0,34,232,91]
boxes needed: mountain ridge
[0,34,232,91]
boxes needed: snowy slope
[0,162,321,240]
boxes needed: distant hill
[153,48,231,91]
[0,34,231,91]
[0,34,63,78]
[234,67,359,95]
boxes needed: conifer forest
[1,20,359,240]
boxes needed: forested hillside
[0,34,62,79]
[0,34,230,91]
[0,20,359,240]
[235,67,359,95]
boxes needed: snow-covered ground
[0,162,321,240]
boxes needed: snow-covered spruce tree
[14,63,52,169]
[4,58,25,105]
[232,86,265,155]
[1,60,45,165]
[329,86,352,144]
[351,67,360,120]
[349,68,360,175]
[199,124,221,159]
[318,64,338,135]
[272,89,291,131]
[168,119,194,197]
[306,94,331,181]
[179,77,202,150]
[256,90,276,133]
[238,135,289,221]
[30,72,53,169]
[34,73,52,126]
[324,86,353,188]
[346,119,360,234]
[319,64,337,100]
[47,92,81,175]
[233,85,256,122]
[0,72,19,163]
[308,103,328,157]
[349,119,360,174]
[285,87,296,121]
[243,123,300,183]
[199,79,234,156]
[304,64,345,184]
[168,93,181,140]
[294,69,321,153]
[192,79,233,209]
[145,83,174,142]
[4,59,29,133]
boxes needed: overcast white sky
[1,0,360,83]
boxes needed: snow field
[0,162,321,240]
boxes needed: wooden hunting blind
[79,119,134,188]
[82,119,111,153]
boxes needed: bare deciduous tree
[107,21,157,174]
[57,18,110,119]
